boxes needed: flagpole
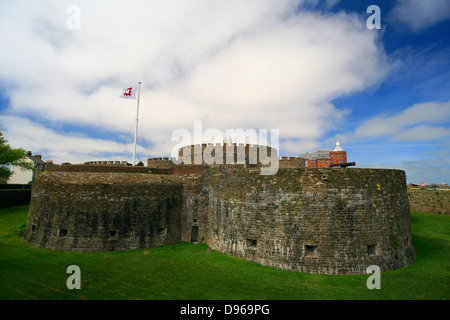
[132,82,141,166]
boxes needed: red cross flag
[119,85,137,99]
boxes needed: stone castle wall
[51,164,159,174]
[147,158,173,169]
[201,167,416,274]
[407,189,450,215]
[24,173,192,251]
[147,143,305,169]
[177,143,277,166]
[24,166,416,274]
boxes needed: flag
[119,85,137,99]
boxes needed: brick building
[300,141,347,168]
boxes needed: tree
[0,129,34,182]
[136,161,144,166]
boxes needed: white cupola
[334,140,344,151]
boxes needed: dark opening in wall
[157,228,167,237]
[31,224,37,232]
[59,229,68,237]
[248,239,257,247]
[193,219,198,223]
[191,226,199,243]
[109,230,117,238]
[305,245,318,257]
[368,245,376,255]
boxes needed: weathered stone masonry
[202,167,416,275]
[408,189,450,215]
[24,166,416,275]
[25,173,187,252]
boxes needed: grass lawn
[0,205,448,300]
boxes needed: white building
[8,153,50,184]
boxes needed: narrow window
[191,226,199,243]
[59,229,68,237]
[248,239,257,247]
[109,230,117,238]
[305,245,318,257]
[31,224,37,232]
[157,228,167,237]
[368,245,376,255]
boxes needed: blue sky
[0,0,449,184]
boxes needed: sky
[0,0,449,184]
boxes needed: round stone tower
[24,164,416,275]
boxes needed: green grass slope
[0,205,448,300]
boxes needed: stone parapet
[24,166,416,274]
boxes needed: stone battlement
[177,143,276,165]
[147,155,306,169]
[24,166,416,275]
[84,161,130,166]
[147,157,173,169]
[146,143,305,169]
[278,156,307,168]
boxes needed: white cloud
[1,115,150,164]
[394,125,450,142]
[354,101,450,141]
[390,0,450,32]
[280,139,321,156]
[0,0,388,162]
[328,100,450,184]
[365,158,450,185]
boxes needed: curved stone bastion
[24,167,416,275]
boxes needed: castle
[24,143,416,275]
